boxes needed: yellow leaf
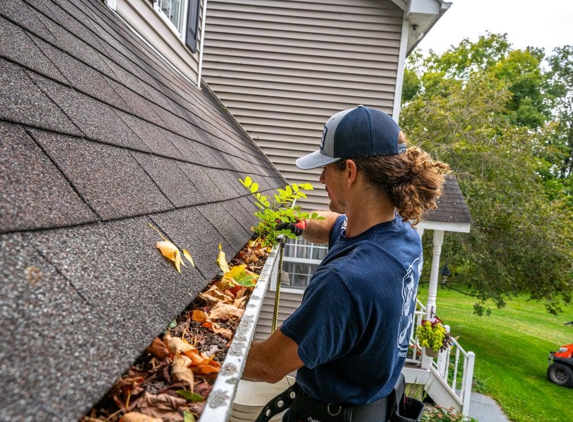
[156,241,178,261]
[171,353,194,388]
[216,243,231,274]
[183,249,195,267]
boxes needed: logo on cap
[320,126,327,150]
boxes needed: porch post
[426,230,444,319]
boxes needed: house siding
[115,0,203,84]
[255,289,304,341]
[203,0,405,210]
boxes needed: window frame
[154,0,188,40]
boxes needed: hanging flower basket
[416,316,453,356]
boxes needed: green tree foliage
[402,34,573,314]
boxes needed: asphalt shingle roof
[424,175,473,224]
[0,0,284,420]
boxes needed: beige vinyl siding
[255,289,304,341]
[115,0,203,84]
[203,0,404,210]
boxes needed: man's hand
[276,219,308,236]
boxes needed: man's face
[320,163,346,214]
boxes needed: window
[156,0,185,33]
[281,238,328,289]
[154,0,201,53]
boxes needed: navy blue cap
[296,106,405,170]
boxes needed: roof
[420,175,473,231]
[0,0,284,419]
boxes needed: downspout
[197,0,209,88]
[392,19,410,122]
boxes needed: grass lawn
[417,283,573,422]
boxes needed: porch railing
[407,300,475,417]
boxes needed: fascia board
[417,221,471,233]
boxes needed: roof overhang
[390,0,452,54]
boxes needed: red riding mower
[547,323,573,388]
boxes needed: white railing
[407,301,476,418]
[433,328,475,417]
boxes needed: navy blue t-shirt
[281,214,422,405]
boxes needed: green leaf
[310,212,319,219]
[184,411,196,422]
[224,265,259,287]
[250,183,259,194]
[292,184,299,192]
[177,390,205,402]
[241,176,252,188]
[169,320,177,328]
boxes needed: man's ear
[345,159,358,187]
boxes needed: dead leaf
[171,353,194,388]
[211,322,233,340]
[156,241,182,274]
[119,412,162,422]
[216,243,231,274]
[199,285,233,304]
[191,310,209,323]
[146,337,170,360]
[208,302,244,321]
[182,249,195,267]
[136,392,187,422]
[233,295,248,309]
[164,334,194,355]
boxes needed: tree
[402,35,573,314]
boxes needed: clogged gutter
[81,241,273,422]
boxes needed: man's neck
[344,199,396,238]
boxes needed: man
[243,106,449,422]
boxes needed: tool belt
[254,374,423,422]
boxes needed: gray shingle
[29,73,150,151]
[108,79,166,127]
[0,234,125,421]
[132,152,205,208]
[31,130,173,220]
[0,0,57,43]
[117,110,183,158]
[0,123,97,233]
[33,36,130,111]
[0,17,68,85]
[198,203,252,254]
[26,4,110,75]
[423,175,473,224]
[179,163,226,202]
[0,59,80,134]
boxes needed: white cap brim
[295,150,341,170]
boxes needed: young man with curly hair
[243,106,449,422]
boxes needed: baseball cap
[295,105,406,170]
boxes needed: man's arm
[302,211,340,244]
[242,328,304,383]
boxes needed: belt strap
[254,382,300,422]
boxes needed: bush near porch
[417,284,573,422]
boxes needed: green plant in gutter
[239,176,324,247]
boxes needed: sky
[416,0,573,56]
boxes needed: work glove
[276,219,307,236]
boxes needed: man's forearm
[302,211,340,244]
